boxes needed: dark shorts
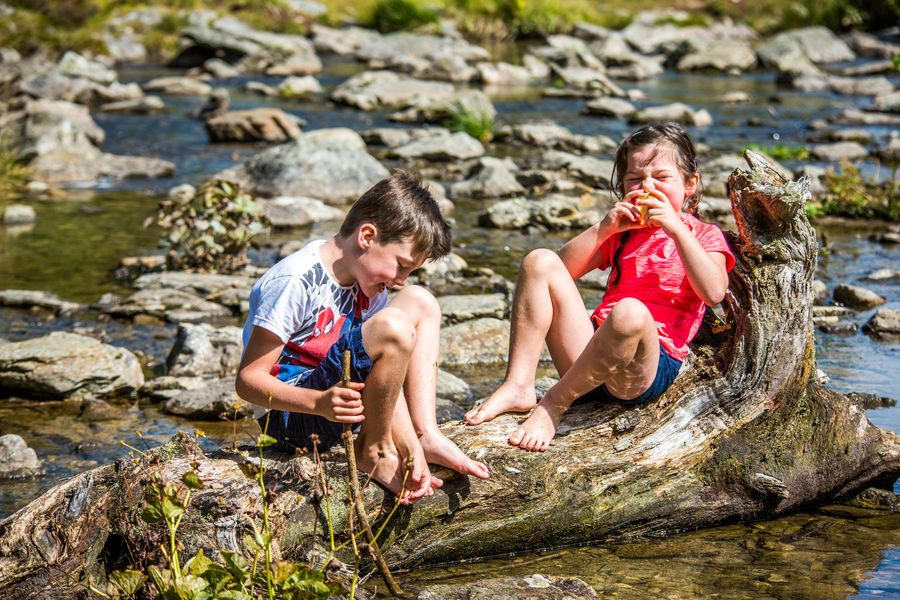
[260,323,373,453]
[574,345,682,405]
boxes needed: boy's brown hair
[339,171,451,260]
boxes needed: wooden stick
[340,350,404,597]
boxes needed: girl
[464,121,735,451]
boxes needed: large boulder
[354,31,488,81]
[28,145,175,184]
[0,99,104,160]
[165,323,244,378]
[259,196,345,228]
[214,131,388,204]
[757,27,855,66]
[392,132,485,161]
[0,332,144,399]
[331,70,455,111]
[133,271,256,313]
[479,195,599,231]
[677,40,757,72]
[449,157,524,199]
[164,377,254,419]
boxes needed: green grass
[444,104,495,143]
[746,144,811,162]
[0,142,31,201]
[807,161,900,222]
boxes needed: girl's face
[623,144,697,213]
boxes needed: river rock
[541,151,614,189]
[199,58,240,79]
[832,284,886,310]
[830,108,900,127]
[757,27,855,66]
[205,108,303,143]
[809,142,869,162]
[631,102,713,127]
[480,195,599,231]
[0,289,79,314]
[498,122,574,148]
[214,135,388,204]
[354,31,489,74]
[438,293,507,324]
[391,89,496,127]
[873,91,900,114]
[863,268,900,283]
[477,61,534,85]
[0,98,104,160]
[265,49,323,76]
[259,195,345,228]
[0,332,144,400]
[876,133,900,162]
[0,434,41,479]
[134,271,256,308]
[436,369,471,404]
[99,96,165,113]
[332,70,455,111]
[3,205,35,226]
[818,321,858,335]
[584,97,637,119]
[164,377,253,419]
[142,76,212,96]
[416,574,597,599]
[677,39,757,72]
[141,375,207,402]
[392,132,485,161]
[846,31,900,59]
[166,323,244,378]
[29,145,175,184]
[812,280,829,305]
[56,51,117,85]
[278,75,322,98]
[310,24,380,55]
[103,288,232,322]
[551,65,624,96]
[439,317,511,367]
[415,252,468,282]
[863,308,900,341]
[435,397,465,424]
[449,157,524,199]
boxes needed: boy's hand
[317,382,365,423]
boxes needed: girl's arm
[559,202,643,279]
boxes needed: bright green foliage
[812,160,900,222]
[372,0,440,32]
[447,0,598,36]
[0,142,30,201]
[152,180,269,274]
[746,143,811,162]
[444,103,495,143]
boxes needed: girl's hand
[633,189,685,236]
[603,199,645,234]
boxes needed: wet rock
[824,75,894,97]
[876,132,900,162]
[278,75,322,97]
[205,108,303,143]
[141,376,207,402]
[846,392,897,410]
[310,24,380,55]
[142,76,212,96]
[439,318,510,367]
[863,268,900,283]
[831,108,900,127]
[134,271,255,310]
[436,369,472,404]
[498,122,574,148]
[720,91,751,104]
[201,58,241,79]
[332,70,454,111]
[812,280,829,305]
[0,434,41,479]
[757,27,855,65]
[479,195,599,231]
[415,574,597,599]
[631,102,712,127]
[551,65,624,96]
[260,196,345,228]
[477,61,534,85]
[809,142,869,162]
[29,145,175,184]
[817,321,858,335]
[584,97,636,119]
[873,91,900,114]
[3,204,35,225]
[863,309,900,340]
[99,96,165,113]
[390,89,495,126]
[392,132,485,161]
[676,40,757,72]
[79,398,128,422]
[265,49,323,76]
[0,289,79,314]
[103,288,232,322]
[214,133,388,204]
[449,157,523,199]
[541,151,614,188]
[166,323,244,378]
[438,293,507,324]
[435,397,465,424]
[56,51,116,85]
[164,377,253,419]
[846,31,900,59]
[0,332,144,400]
[243,81,277,96]
[0,98,104,160]
[832,284,886,310]
[812,306,855,320]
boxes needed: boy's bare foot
[508,400,564,452]
[355,440,431,504]
[405,441,443,501]
[419,428,490,479]
[464,381,537,426]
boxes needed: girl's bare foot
[419,428,490,479]
[508,400,564,452]
[464,381,537,426]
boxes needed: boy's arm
[235,326,365,423]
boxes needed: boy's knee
[606,298,653,338]
[396,284,441,318]
[366,307,416,354]
[522,248,563,274]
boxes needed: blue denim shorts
[574,345,682,405]
[260,324,373,453]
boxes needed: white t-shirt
[242,239,388,367]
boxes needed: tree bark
[1,151,898,597]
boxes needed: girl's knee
[606,298,653,339]
[366,307,416,354]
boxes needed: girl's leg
[389,286,490,479]
[465,249,594,425]
[509,297,660,451]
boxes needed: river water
[0,53,898,598]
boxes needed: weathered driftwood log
[1,151,898,597]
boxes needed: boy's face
[354,225,425,297]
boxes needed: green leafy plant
[149,179,269,273]
[372,0,440,32]
[746,143,811,162]
[444,103,495,143]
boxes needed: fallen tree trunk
[1,152,898,597]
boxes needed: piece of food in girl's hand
[636,193,654,225]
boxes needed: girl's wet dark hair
[607,121,703,288]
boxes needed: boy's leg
[465,249,594,425]
[389,286,490,479]
[509,297,659,451]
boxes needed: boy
[236,172,489,502]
